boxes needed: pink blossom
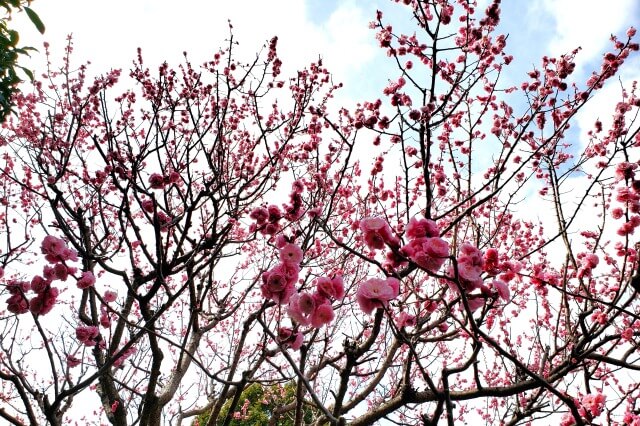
[267,205,282,222]
[6,279,30,294]
[261,263,298,304]
[315,275,345,300]
[483,248,500,275]
[455,244,484,285]
[359,217,400,250]
[615,161,637,181]
[103,290,117,303]
[279,243,303,264]
[581,393,605,417]
[41,235,77,263]
[289,332,304,350]
[262,267,288,292]
[288,292,314,326]
[6,293,29,314]
[405,217,439,239]
[310,303,335,328]
[66,355,82,368]
[44,263,73,282]
[29,286,59,316]
[100,305,112,328]
[356,277,400,314]
[168,171,181,183]
[611,207,624,219]
[560,413,575,426]
[277,327,304,350]
[465,295,485,312]
[249,207,269,224]
[492,279,510,301]
[621,328,634,340]
[141,199,154,212]
[30,275,50,293]
[581,253,599,269]
[77,271,96,289]
[76,325,100,346]
[275,234,288,248]
[148,173,165,189]
[401,237,449,272]
[396,312,416,328]
[113,345,136,368]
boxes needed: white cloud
[11,0,376,95]
[541,0,637,61]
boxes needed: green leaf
[7,0,20,8]
[24,7,44,34]
[8,29,18,46]
[19,65,33,81]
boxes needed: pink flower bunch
[356,277,400,314]
[148,171,180,189]
[76,271,96,289]
[483,248,500,275]
[359,217,400,250]
[261,262,299,304]
[401,237,449,272]
[41,235,78,264]
[405,217,439,239]
[66,354,82,368]
[112,344,137,368]
[43,263,76,282]
[580,392,605,418]
[249,204,283,235]
[283,180,304,221]
[453,243,485,291]
[287,291,316,325]
[261,243,303,304]
[277,327,304,350]
[5,280,30,314]
[100,304,112,328]
[577,253,599,278]
[288,275,342,328]
[491,279,510,301]
[6,236,90,316]
[396,311,416,328]
[103,290,118,303]
[279,243,303,264]
[614,161,637,181]
[444,243,490,312]
[28,278,59,316]
[316,275,345,300]
[612,183,640,235]
[76,325,100,346]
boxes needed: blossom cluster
[249,181,305,236]
[260,240,347,349]
[448,244,511,312]
[355,216,512,316]
[400,217,449,272]
[4,236,95,316]
[611,161,640,236]
[356,277,400,315]
[260,243,302,304]
[148,171,181,189]
[288,275,343,328]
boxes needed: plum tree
[0,1,639,425]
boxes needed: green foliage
[0,0,43,122]
[195,382,320,426]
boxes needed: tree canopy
[0,1,639,425]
